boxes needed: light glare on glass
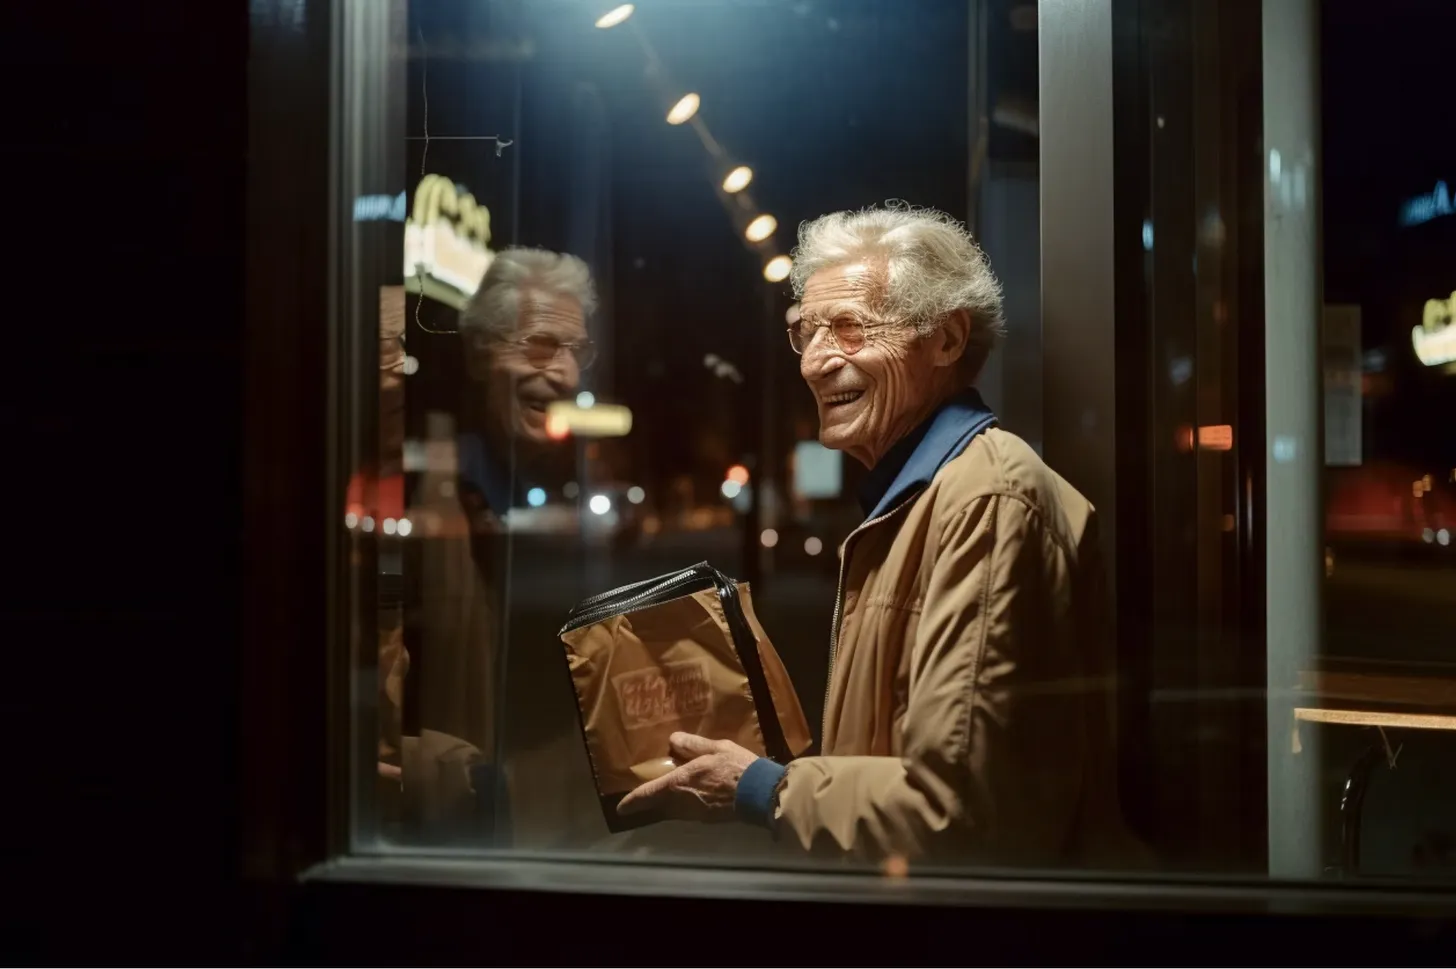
[722,166,753,193]
[666,93,701,125]
[594,4,634,29]
[745,214,777,243]
[589,494,612,515]
[763,255,792,282]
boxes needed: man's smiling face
[481,290,585,446]
[796,261,957,468]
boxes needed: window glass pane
[1314,0,1456,880]
[333,0,1455,886]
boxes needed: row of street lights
[594,3,792,282]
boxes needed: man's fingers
[668,731,717,761]
[617,768,679,816]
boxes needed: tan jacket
[775,425,1140,868]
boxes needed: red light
[1174,425,1194,453]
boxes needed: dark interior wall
[2,1,249,960]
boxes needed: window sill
[302,852,1456,919]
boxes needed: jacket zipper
[821,495,922,745]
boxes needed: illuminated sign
[1399,180,1453,228]
[354,192,406,222]
[1323,304,1362,466]
[545,401,633,438]
[404,174,494,310]
[793,440,842,499]
[1174,424,1235,453]
[1412,292,1456,369]
[1197,425,1233,451]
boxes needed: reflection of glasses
[505,334,597,370]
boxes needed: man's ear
[932,309,971,369]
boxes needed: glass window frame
[240,0,1456,942]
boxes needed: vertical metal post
[1039,0,1117,582]
[1263,0,1324,880]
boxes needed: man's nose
[544,352,580,394]
[799,328,845,382]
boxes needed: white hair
[789,202,1005,375]
[459,247,597,342]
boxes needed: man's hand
[617,732,758,822]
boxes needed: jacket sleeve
[773,493,1086,863]
[400,729,492,839]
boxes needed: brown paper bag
[559,562,812,831]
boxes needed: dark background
[2,0,1453,961]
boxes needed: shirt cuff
[734,757,787,828]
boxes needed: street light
[666,93,700,125]
[594,4,635,29]
[745,214,777,243]
[763,255,792,282]
[722,165,754,193]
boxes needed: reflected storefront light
[594,4,635,29]
[666,92,700,125]
[722,165,753,193]
[745,214,777,243]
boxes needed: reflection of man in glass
[383,248,596,844]
[459,249,598,500]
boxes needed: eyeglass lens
[521,334,596,370]
[789,319,866,355]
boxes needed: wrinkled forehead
[799,260,889,321]
[517,289,586,338]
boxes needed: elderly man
[384,247,603,845]
[619,204,1135,867]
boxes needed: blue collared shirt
[456,431,516,517]
[733,388,999,829]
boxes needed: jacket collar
[857,387,998,520]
